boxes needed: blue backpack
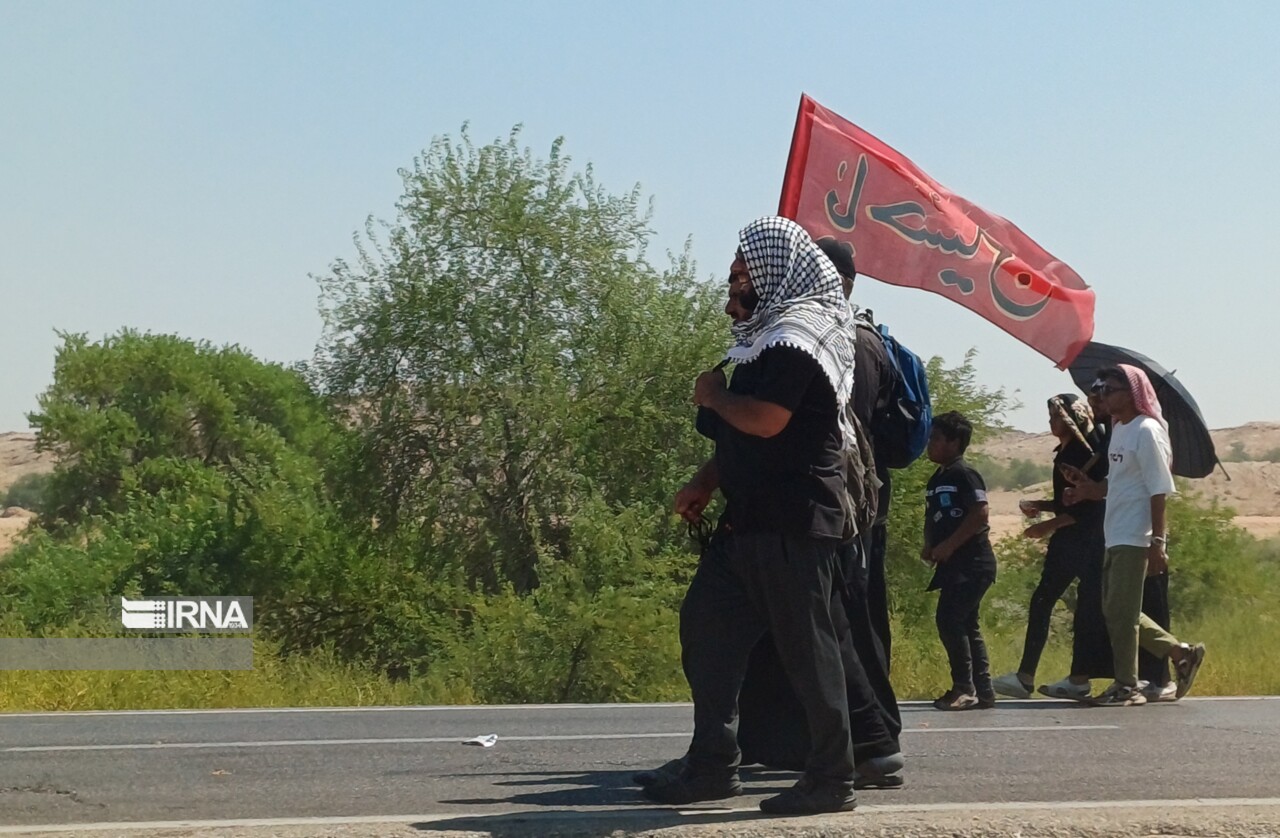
[860,311,932,469]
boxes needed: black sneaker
[976,693,997,709]
[1175,643,1206,699]
[641,770,741,805]
[853,752,905,790]
[759,777,856,815]
[932,688,979,711]
[854,772,904,790]
[633,755,688,788]
[1090,681,1147,707]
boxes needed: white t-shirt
[1104,415,1177,548]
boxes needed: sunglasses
[1091,383,1127,396]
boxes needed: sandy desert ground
[976,422,1280,541]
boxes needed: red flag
[779,95,1094,368]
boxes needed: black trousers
[840,538,902,745]
[1072,559,1173,686]
[866,522,893,669]
[680,530,855,786]
[738,538,900,769]
[935,575,994,695]
[1071,547,1112,677]
[1019,530,1098,677]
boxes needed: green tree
[7,331,346,618]
[2,473,51,514]
[309,126,723,594]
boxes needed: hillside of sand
[0,432,57,555]
[975,422,1280,541]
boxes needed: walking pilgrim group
[634,216,1207,816]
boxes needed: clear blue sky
[3,1,1278,433]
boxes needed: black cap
[816,237,856,281]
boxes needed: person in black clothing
[642,217,860,815]
[1041,383,1176,701]
[992,394,1107,700]
[819,237,897,669]
[726,238,903,791]
[922,411,998,711]
[816,237,901,765]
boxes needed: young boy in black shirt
[922,411,998,711]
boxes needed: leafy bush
[1222,441,1251,462]
[427,499,690,702]
[968,454,1053,490]
[2,472,51,513]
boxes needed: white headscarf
[726,216,857,443]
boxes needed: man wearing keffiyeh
[644,217,859,815]
[1063,365,1207,706]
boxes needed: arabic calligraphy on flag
[779,95,1095,368]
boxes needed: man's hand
[674,480,713,523]
[930,539,956,564]
[693,368,727,409]
[1060,464,1105,505]
[1023,520,1055,540]
[1147,542,1168,576]
[1059,463,1089,485]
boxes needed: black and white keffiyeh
[726,216,857,420]
[1048,393,1096,453]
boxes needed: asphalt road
[1,698,1278,833]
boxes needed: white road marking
[0,702,692,719]
[907,724,1118,734]
[4,724,1116,753]
[3,797,1280,835]
[4,733,691,752]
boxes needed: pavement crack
[0,780,104,807]
[1197,723,1275,739]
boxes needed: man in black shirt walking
[645,217,858,815]
[817,238,897,669]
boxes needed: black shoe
[641,771,742,805]
[1175,643,1206,699]
[976,693,997,709]
[1090,681,1147,707]
[854,752,904,790]
[854,772,904,790]
[759,778,856,815]
[932,688,979,711]
[633,756,688,788]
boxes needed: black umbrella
[1067,341,1221,479]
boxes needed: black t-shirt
[696,345,845,539]
[924,457,996,588]
[1051,432,1107,536]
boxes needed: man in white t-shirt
[1063,364,1206,706]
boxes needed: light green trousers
[1102,545,1180,686]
